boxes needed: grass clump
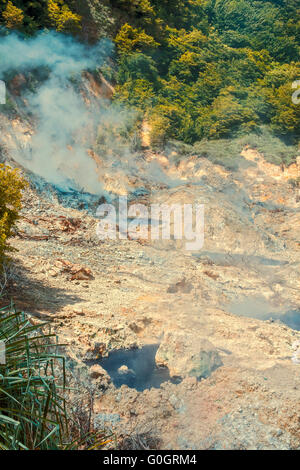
[191,127,299,170]
[238,128,299,166]
[0,305,111,450]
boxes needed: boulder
[156,330,223,380]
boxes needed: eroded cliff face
[1,68,300,449]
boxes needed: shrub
[0,165,26,265]
[192,138,249,171]
[149,113,171,148]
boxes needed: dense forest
[0,0,299,147]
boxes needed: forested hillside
[0,0,299,146]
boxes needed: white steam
[0,32,113,194]
[0,31,180,196]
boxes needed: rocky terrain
[1,136,299,449]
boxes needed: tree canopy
[0,0,299,146]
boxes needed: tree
[2,1,24,29]
[48,0,81,33]
[259,63,300,136]
[115,23,159,53]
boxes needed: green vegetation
[0,165,25,265]
[167,126,299,170]
[0,1,82,34]
[0,1,299,154]
[2,1,24,29]
[193,127,299,169]
[0,305,111,449]
[0,307,68,450]
[0,169,111,450]
[48,0,81,33]
[113,0,300,147]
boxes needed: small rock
[118,365,136,377]
[89,364,110,381]
[118,365,129,374]
[167,278,193,294]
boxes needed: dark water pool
[88,344,181,392]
